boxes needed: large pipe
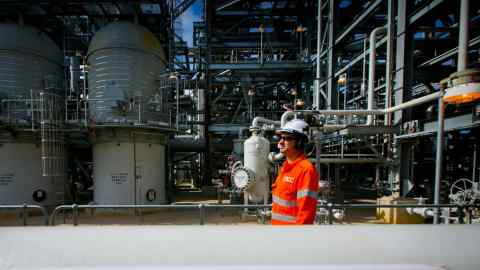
[3,226,480,270]
[367,26,387,125]
[251,117,280,129]
[458,0,470,72]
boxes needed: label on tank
[0,173,14,186]
[111,173,128,185]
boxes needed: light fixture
[259,24,265,33]
[443,69,480,104]
[296,25,306,32]
[169,72,178,80]
[290,87,298,96]
[337,74,347,85]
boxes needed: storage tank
[87,22,168,205]
[232,128,270,203]
[0,23,65,205]
[87,21,167,125]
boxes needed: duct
[367,26,387,125]
[251,116,280,129]
[169,138,207,152]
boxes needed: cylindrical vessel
[92,129,167,205]
[0,24,65,206]
[87,21,167,125]
[0,23,64,122]
[243,131,270,203]
[87,22,168,205]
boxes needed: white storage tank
[0,23,65,205]
[243,128,271,203]
[92,129,167,205]
[87,22,168,205]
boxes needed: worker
[271,119,319,225]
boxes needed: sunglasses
[279,135,296,141]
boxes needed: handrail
[0,204,49,226]
[48,203,480,226]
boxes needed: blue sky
[176,0,203,47]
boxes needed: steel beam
[210,41,296,48]
[335,0,383,46]
[408,0,444,25]
[209,62,310,70]
[419,35,480,67]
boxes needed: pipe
[406,207,434,218]
[433,85,446,224]
[361,38,367,97]
[268,152,284,163]
[280,111,296,127]
[251,117,280,129]
[458,0,469,72]
[308,158,387,164]
[284,92,440,127]
[385,92,441,113]
[314,0,323,109]
[367,26,387,125]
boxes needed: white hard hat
[276,119,309,137]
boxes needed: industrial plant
[0,0,480,269]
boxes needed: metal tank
[92,129,167,205]
[0,23,65,205]
[87,21,167,125]
[233,128,271,203]
[87,22,168,205]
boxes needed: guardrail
[0,204,49,226]
[48,203,480,226]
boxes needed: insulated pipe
[280,111,296,127]
[458,0,470,72]
[251,116,280,129]
[367,26,387,125]
[283,91,440,127]
[433,85,446,224]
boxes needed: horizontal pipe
[251,117,281,128]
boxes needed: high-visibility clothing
[271,154,319,225]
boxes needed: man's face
[277,133,297,155]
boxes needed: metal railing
[48,203,480,226]
[0,204,49,226]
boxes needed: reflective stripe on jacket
[271,154,319,225]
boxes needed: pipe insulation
[0,226,479,269]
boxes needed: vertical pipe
[385,0,395,126]
[367,26,386,125]
[433,87,445,224]
[473,143,477,183]
[315,132,322,179]
[314,0,322,109]
[361,38,367,97]
[176,78,180,130]
[260,28,263,65]
[458,0,470,72]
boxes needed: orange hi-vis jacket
[271,154,319,225]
